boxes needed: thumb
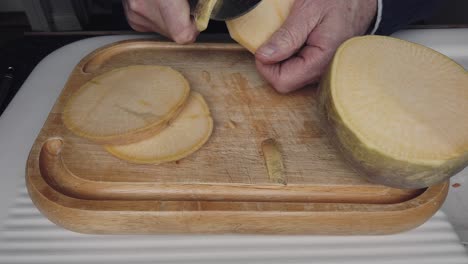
[255,0,320,64]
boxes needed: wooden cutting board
[26,40,448,235]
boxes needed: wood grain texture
[27,163,448,235]
[26,40,448,234]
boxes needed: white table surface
[0,29,467,263]
[391,29,468,243]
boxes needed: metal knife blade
[189,0,262,21]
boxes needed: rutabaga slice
[105,92,213,164]
[318,35,468,188]
[226,0,295,53]
[192,0,218,32]
[62,65,190,145]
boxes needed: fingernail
[257,45,276,57]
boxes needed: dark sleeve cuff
[373,0,444,36]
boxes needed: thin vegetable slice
[63,65,190,144]
[105,92,213,164]
[318,35,468,188]
[262,138,286,185]
[226,0,295,53]
[192,0,218,32]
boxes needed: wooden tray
[26,40,448,235]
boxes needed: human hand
[255,0,377,93]
[123,0,199,44]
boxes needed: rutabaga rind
[317,36,468,189]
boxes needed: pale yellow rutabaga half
[105,92,213,164]
[63,65,190,145]
[318,35,468,188]
[226,0,295,53]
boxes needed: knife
[0,66,14,113]
[189,0,262,31]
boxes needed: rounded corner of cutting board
[76,39,246,74]
[77,39,156,74]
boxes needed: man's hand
[123,0,198,44]
[255,0,377,93]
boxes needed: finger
[125,10,164,33]
[123,0,164,33]
[307,11,354,54]
[129,23,153,32]
[256,14,342,93]
[158,0,199,44]
[255,0,321,64]
[256,45,329,93]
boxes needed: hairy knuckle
[275,27,300,49]
[275,28,294,45]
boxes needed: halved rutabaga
[63,65,190,145]
[226,0,295,53]
[105,92,213,164]
[318,35,468,189]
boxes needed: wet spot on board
[227,119,237,129]
[228,72,253,105]
[138,99,152,106]
[201,70,211,83]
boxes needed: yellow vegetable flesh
[193,0,218,32]
[318,36,468,188]
[105,92,213,164]
[226,0,295,53]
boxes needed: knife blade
[189,0,262,21]
[0,67,14,114]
